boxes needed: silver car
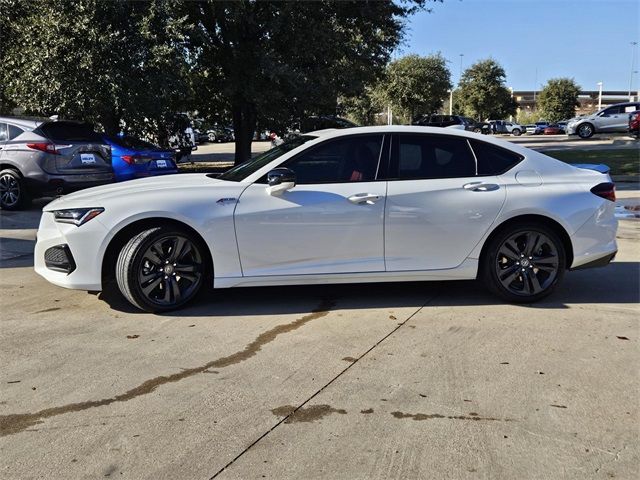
[566,102,640,138]
[0,117,113,210]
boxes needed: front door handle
[348,193,381,205]
[463,182,500,192]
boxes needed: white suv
[567,102,640,138]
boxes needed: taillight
[590,182,616,202]
[27,142,60,154]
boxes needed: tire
[0,169,30,210]
[208,133,216,143]
[577,123,595,139]
[473,127,482,133]
[512,129,521,136]
[116,226,206,312]
[480,222,566,303]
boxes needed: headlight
[52,208,104,226]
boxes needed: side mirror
[266,167,296,195]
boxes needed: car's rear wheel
[116,226,205,312]
[0,169,30,210]
[481,223,566,303]
[577,123,594,139]
[512,128,521,136]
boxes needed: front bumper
[565,123,578,135]
[34,211,107,291]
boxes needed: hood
[44,174,236,211]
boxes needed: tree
[182,1,430,164]
[377,54,452,123]
[1,0,193,143]
[457,59,517,121]
[538,78,581,122]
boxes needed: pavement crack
[0,298,335,437]
[209,291,439,479]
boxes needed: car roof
[0,116,43,129]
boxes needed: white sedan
[35,126,618,312]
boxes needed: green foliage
[457,59,517,121]
[182,0,429,162]
[1,0,193,144]
[538,78,581,123]
[377,54,452,123]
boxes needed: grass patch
[544,148,639,177]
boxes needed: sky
[400,0,640,92]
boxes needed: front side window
[218,135,316,182]
[283,134,383,184]
[471,140,524,175]
[391,134,476,180]
[602,106,623,116]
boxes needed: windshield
[217,135,316,182]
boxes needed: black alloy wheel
[116,227,205,312]
[482,224,566,303]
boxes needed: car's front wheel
[116,226,206,312]
[481,223,566,303]
[577,123,595,139]
[512,128,521,136]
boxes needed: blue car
[103,135,178,182]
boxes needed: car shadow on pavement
[97,261,640,316]
[0,199,49,230]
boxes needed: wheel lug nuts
[516,262,520,265]
[521,268,525,272]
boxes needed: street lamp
[448,89,453,115]
[597,82,603,111]
[630,41,638,100]
[508,86,514,122]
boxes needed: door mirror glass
[266,167,296,194]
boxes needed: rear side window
[0,123,7,142]
[7,124,24,140]
[284,134,383,184]
[37,122,103,142]
[470,140,523,175]
[391,134,476,179]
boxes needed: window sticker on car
[80,153,96,164]
[156,159,167,168]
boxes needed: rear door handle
[463,182,500,192]
[348,193,381,205]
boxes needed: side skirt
[213,258,478,289]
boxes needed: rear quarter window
[470,140,524,176]
[7,124,24,140]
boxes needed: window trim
[384,133,478,181]
[274,133,388,185]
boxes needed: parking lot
[1,160,639,478]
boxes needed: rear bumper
[571,251,617,270]
[24,172,114,196]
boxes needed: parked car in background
[525,124,538,135]
[543,124,565,135]
[566,102,640,138]
[0,117,113,210]
[207,126,234,143]
[488,120,524,136]
[413,114,488,133]
[629,110,640,138]
[103,135,177,182]
[35,126,618,312]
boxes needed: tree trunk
[232,101,257,165]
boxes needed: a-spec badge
[216,197,237,205]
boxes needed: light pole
[630,41,638,100]
[508,86,514,122]
[448,89,453,115]
[459,54,464,83]
[597,82,603,111]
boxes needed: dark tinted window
[0,123,7,142]
[37,122,103,142]
[471,140,523,175]
[603,106,623,115]
[392,134,475,179]
[284,135,383,184]
[7,124,24,140]
[107,135,160,150]
[218,135,316,182]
